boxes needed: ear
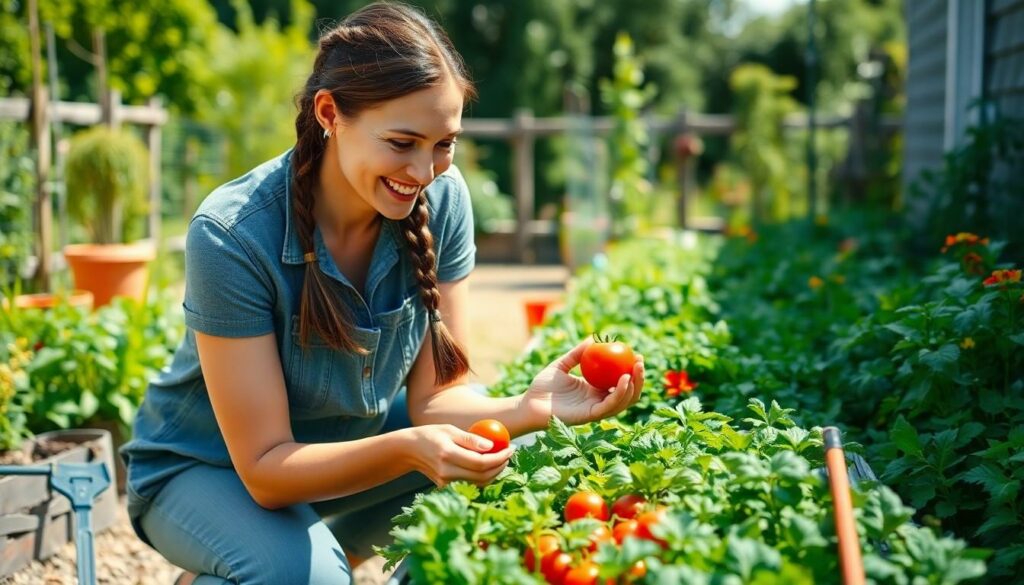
[313,89,340,134]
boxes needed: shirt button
[362,366,372,378]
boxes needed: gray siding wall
[988,0,1024,119]
[904,1,950,188]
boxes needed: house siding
[903,1,950,188]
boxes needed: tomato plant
[612,519,639,544]
[468,418,510,453]
[564,491,609,522]
[542,552,572,585]
[635,509,667,548]
[580,335,635,391]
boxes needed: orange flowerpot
[523,298,559,334]
[63,242,156,307]
[10,290,94,310]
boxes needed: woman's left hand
[520,339,645,427]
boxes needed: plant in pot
[62,125,154,308]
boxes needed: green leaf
[1009,333,1024,346]
[891,416,923,458]
[530,466,562,488]
[920,344,960,372]
[79,390,99,420]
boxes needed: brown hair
[291,2,474,386]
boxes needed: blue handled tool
[0,461,111,585]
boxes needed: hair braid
[400,192,470,385]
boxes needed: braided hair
[290,2,474,385]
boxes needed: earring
[323,127,332,139]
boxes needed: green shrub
[65,126,149,244]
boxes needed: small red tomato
[610,493,646,520]
[523,534,560,572]
[564,491,610,522]
[612,519,640,544]
[468,419,510,454]
[636,508,668,548]
[626,560,647,581]
[587,524,613,552]
[542,552,573,585]
[580,337,636,391]
[563,561,600,585]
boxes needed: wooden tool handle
[823,426,865,585]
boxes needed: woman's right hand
[404,425,515,488]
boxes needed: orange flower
[941,232,990,253]
[983,269,1022,286]
[664,370,698,397]
[808,276,824,289]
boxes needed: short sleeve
[434,167,477,283]
[182,215,275,337]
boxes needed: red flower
[983,269,1022,286]
[664,370,698,397]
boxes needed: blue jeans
[136,390,431,585]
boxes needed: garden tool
[823,426,866,585]
[0,460,111,585]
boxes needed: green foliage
[729,64,799,223]
[192,0,315,190]
[0,122,35,289]
[0,334,33,451]
[0,0,218,112]
[64,125,149,244]
[381,403,984,583]
[0,292,183,442]
[600,33,657,239]
[454,140,513,234]
[908,112,1024,261]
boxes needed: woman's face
[328,79,465,223]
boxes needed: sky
[746,0,803,16]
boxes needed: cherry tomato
[563,561,600,585]
[468,419,510,454]
[635,508,668,548]
[523,534,560,572]
[612,519,640,544]
[542,552,573,585]
[626,560,647,581]
[580,337,636,391]
[564,491,610,522]
[610,493,646,520]
[587,524,613,552]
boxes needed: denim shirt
[120,150,475,525]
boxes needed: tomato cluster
[521,491,666,585]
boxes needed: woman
[121,3,645,584]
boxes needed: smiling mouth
[382,177,420,200]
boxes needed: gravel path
[1,264,567,585]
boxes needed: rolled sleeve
[434,168,477,283]
[183,215,275,337]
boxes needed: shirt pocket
[285,295,418,420]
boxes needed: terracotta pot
[9,290,94,311]
[523,298,559,334]
[63,242,156,307]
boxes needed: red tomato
[542,552,573,585]
[636,509,668,548]
[563,561,600,585]
[626,560,647,581]
[587,524,613,552]
[580,338,636,391]
[468,419,510,454]
[523,534,560,572]
[564,491,610,522]
[612,519,640,544]
[610,494,646,520]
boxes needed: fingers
[594,372,635,418]
[434,445,515,486]
[453,429,495,453]
[630,355,645,404]
[552,338,595,373]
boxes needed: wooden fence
[462,108,901,262]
